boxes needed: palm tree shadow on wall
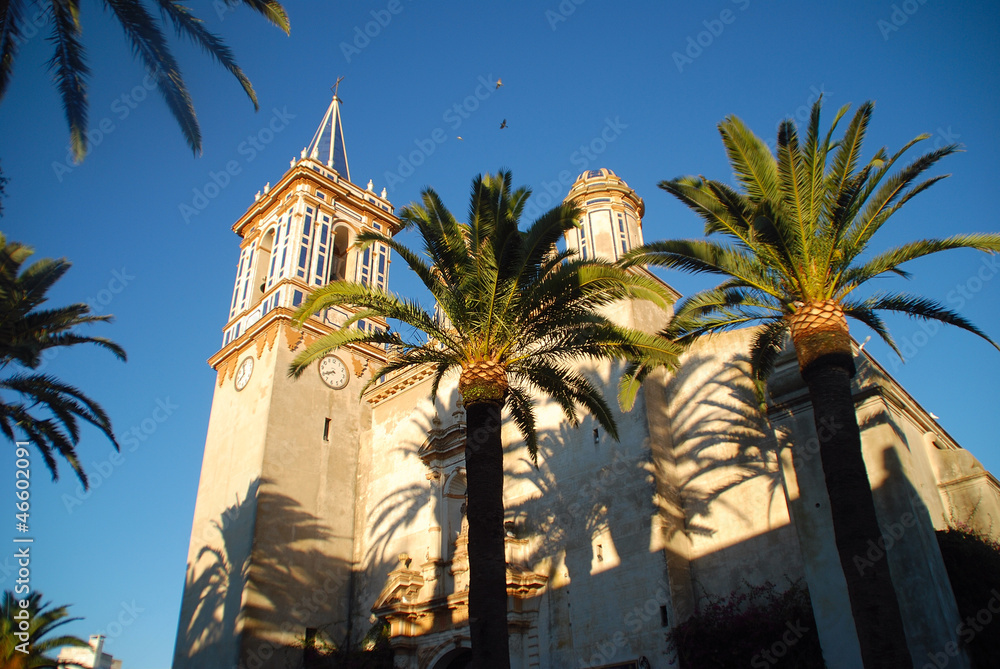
[173,477,364,668]
[344,350,919,664]
[355,403,439,609]
[659,352,785,541]
[661,350,898,541]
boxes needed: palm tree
[622,99,1000,667]
[0,590,87,668]
[0,0,290,162]
[289,170,679,667]
[0,233,126,487]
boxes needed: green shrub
[937,525,1000,668]
[666,580,824,668]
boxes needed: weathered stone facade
[172,101,999,669]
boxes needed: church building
[171,94,1000,669]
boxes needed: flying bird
[495,78,503,89]
[500,119,507,129]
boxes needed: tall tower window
[230,247,252,318]
[267,216,289,288]
[312,216,331,286]
[357,242,389,289]
[278,210,292,279]
[359,248,371,286]
[238,249,255,312]
[297,207,314,279]
[373,243,388,289]
[579,219,590,260]
[330,227,350,282]
[617,213,630,255]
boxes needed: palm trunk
[800,352,912,668]
[464,399,511,668]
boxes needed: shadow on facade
[660,352,784,540]
[354,354,808,665]
[313,350,958,667]
[173,477,394,668]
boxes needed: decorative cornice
[209,307,386,374]
[418,423,467,468]
[767,347,962,452]
[364,364,437,405]
[232,162,400,239]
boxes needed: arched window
[330,226,351,283]
[249,229,275,307]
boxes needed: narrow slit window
[323,418,331,441]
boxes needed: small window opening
[596,544,604,562]
[660,605,669,627]
[323,418,331,441]
[593,428,600,444]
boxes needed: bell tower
[173,91,400,669]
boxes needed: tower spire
[306,78,350,181]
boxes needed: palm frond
[748,318,789,410]
[103,0,201,154]
[47,0,89,162]
[827,101,874,206]
[0,0,30,102]
[292,169,681,451]
[156,0,257,109]
[718,114,780,203]
[222,0,290,33]
[849,292,999,352]
[836,234,1000,297]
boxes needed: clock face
[319,355,348,389]
[235,356,254,391]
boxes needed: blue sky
[0,1,998,667]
